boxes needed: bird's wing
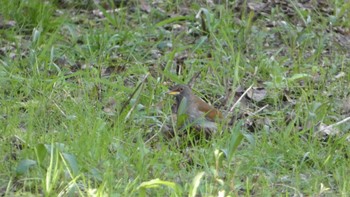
[197,100,223,121]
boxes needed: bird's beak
[167,90,180,95]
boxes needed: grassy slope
[0,0,349,196]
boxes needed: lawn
[0,0,350,196]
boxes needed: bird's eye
[179,87,183,91]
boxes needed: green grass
[1,0,350,196]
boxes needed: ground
[0,0,350,196]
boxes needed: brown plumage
[168,85,222,132]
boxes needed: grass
[1,0,350,196]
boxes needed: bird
[167,84,223,134]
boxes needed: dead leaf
[314,122,340,140]
[246,87,267,102]
[334,72,346,79]
[334,32,350,50]
[342,97,350,115]
[319,122,340,136]
[140,0,151,13]
[283,93,296,105]
[103,97,116,114]
[248,2,267,12]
